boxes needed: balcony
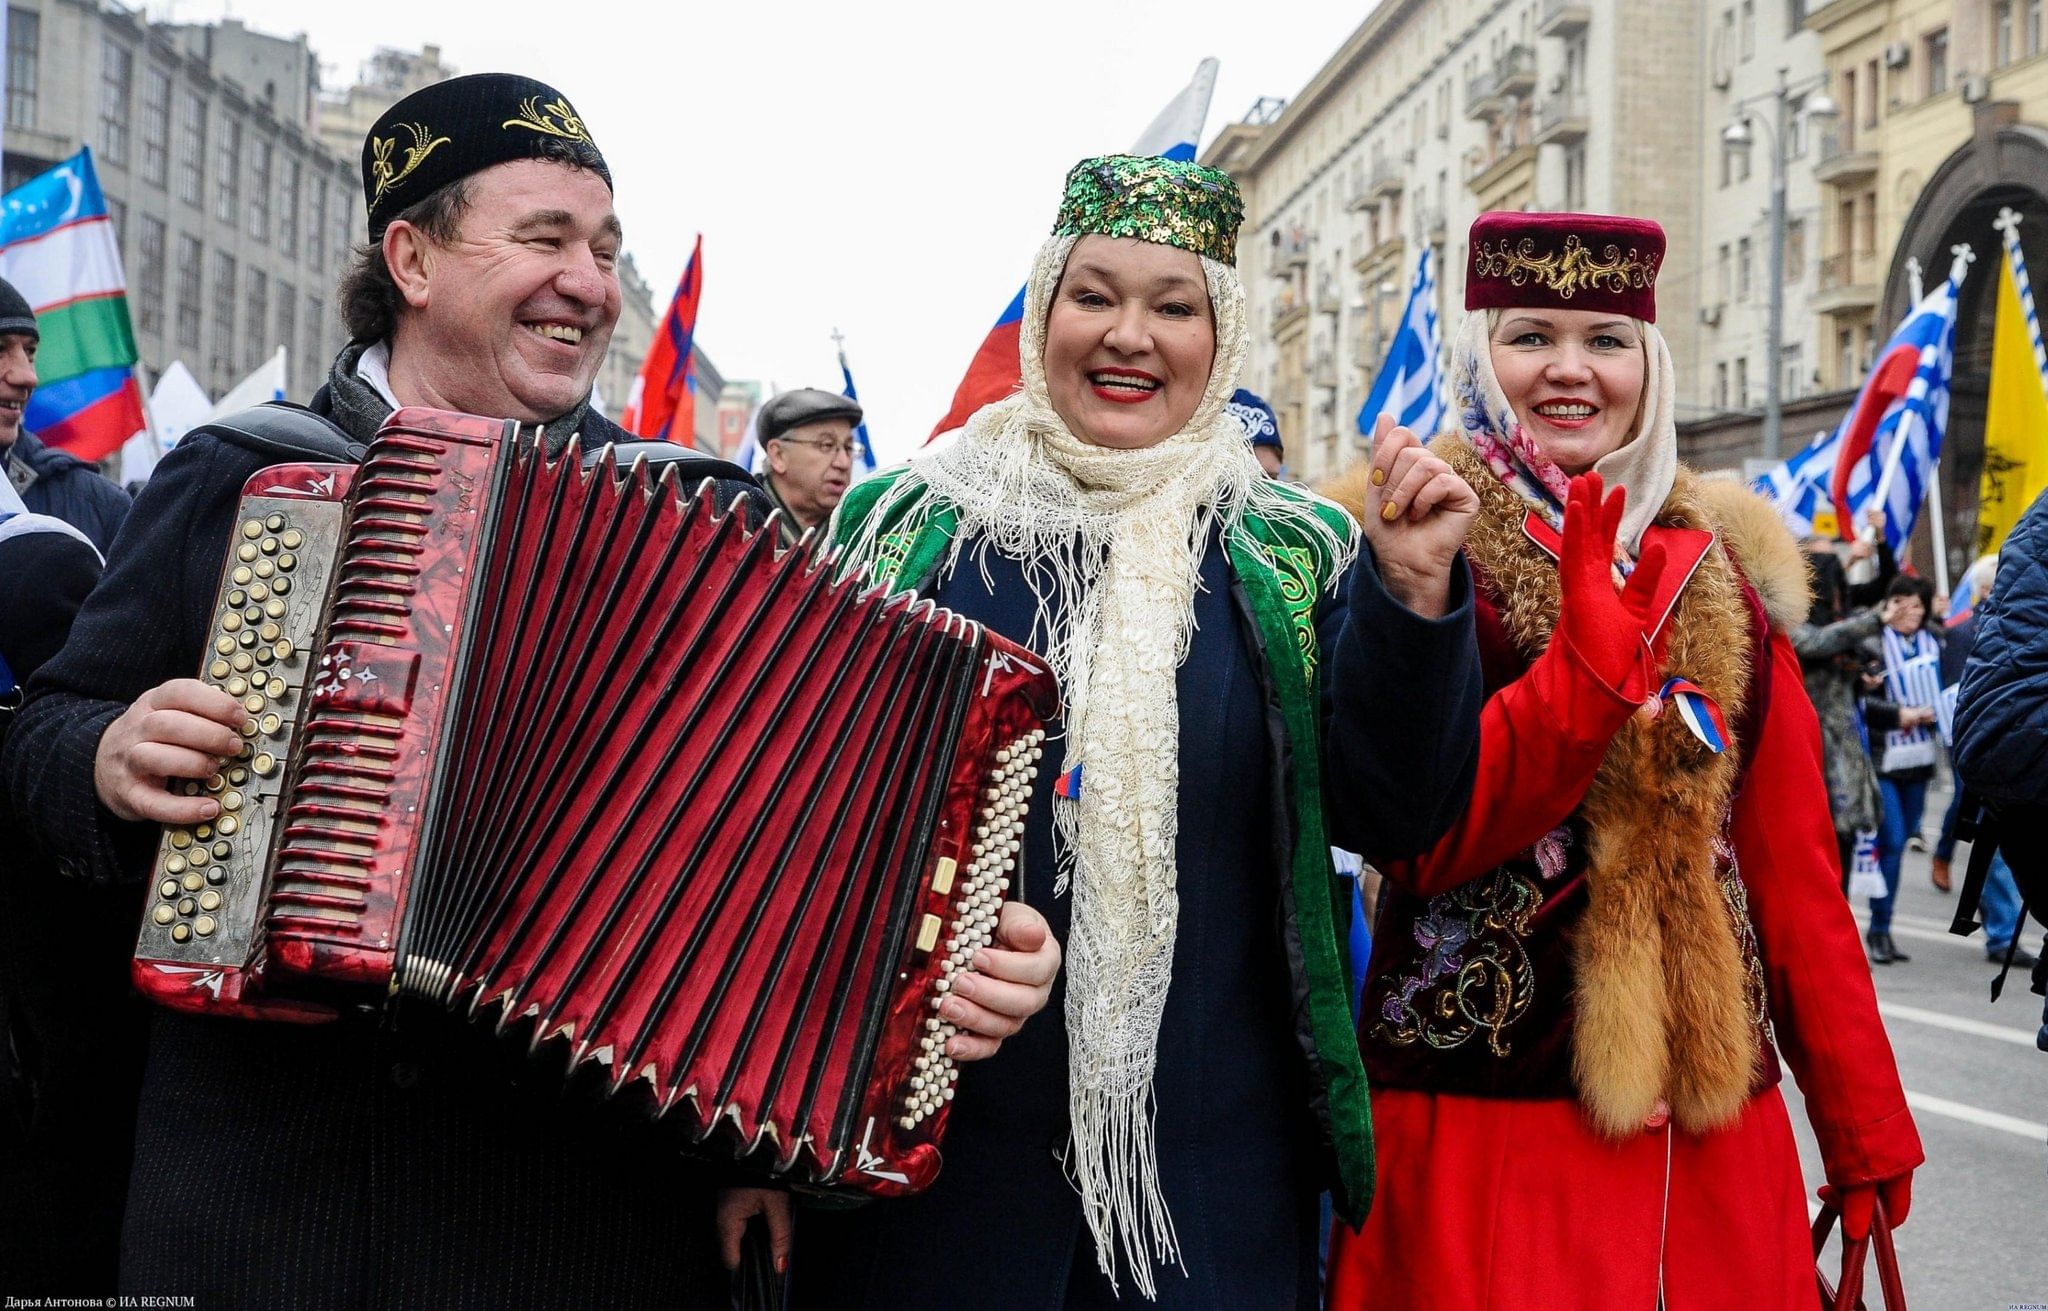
[1270,285,1308,338]
[1420,206,1448,244]
[1534,91,1590,144]
[1367,156,1407,202]
[1314,273,1344,316]
[1815,251,1878,314]
[1467,46,1538,119]
[1271,228,1311,276]
[1539,0,1591,37]
[1813,132,1879,185]
[1467,139,1538,189]
[1355,231,1405,274]
[1344,173,1375,212]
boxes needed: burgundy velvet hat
[1465,212,1666,322]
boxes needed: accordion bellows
[132,409,1058,1196]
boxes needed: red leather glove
[1819,1173,1913,1241]
[1556,473,1672,703]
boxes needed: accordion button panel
[896,727,1046,1133]
[135,490,348,985]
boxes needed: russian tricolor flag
[926,60,1220,443]
[1,148,146,462]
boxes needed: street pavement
[1783,789,2047,1311]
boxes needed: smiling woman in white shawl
[741,155,1488,1310]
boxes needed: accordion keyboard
[901,727,1043,1130]
[136,467,350,987]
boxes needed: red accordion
[132,408,1057,1196]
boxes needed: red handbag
[1813,1195,1908,1310]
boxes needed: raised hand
[1361,413,1480,619]
[1555,473,1670,701]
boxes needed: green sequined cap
[1052,154,1244,265]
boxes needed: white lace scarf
[838,233,1351,1297]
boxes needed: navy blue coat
[1955,488,2048,807]
[5,430,130,555]
[792,534,1481,1311]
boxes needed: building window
[305,294,323,373]
[6,7,38,130]
[106,197,126,254]
[1740,0,1756,58]
[100,39,133,167]
[141,65,170,186]
[176,236,203,352]
[279,157,300,256]
[276,284,295,391]
[307,178,327,270]
[1564,144,1587,209]
[249,138,272,242]
[1786,217,1806,279]
[1926,28,1949,95]
[246,269,269,371]
[1715,362,1730,409]
[1841,68,1857,149]
[211,252,237,382]
[1735,356,1750,408]
[214,117,241,225]
[1865,58,1880,125]
[1719,243,1733,302]
[1738,237,1754,300]
[179,91,206,207]
[1838,328,1857,382]
[1858,188,1877,254]
[1783,343,1804,400]
[2031,0,2044,55]
[1735,140,1752,182]
[137,216,166,336]
[1996,0,2016,65]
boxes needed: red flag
[623,235,703,443]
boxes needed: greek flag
[1754,425,1846,538]
[1358,247,1445,438]
[1828,248,1971,553]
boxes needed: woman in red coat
[1324,212,1922,1310]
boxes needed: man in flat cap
[6,72,1060,1307]
[756,387,864,545]
[0,276,129,553]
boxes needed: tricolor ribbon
[1658,676,1729,754]
[1055,763,1084,799]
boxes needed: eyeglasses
[773,435,859,457]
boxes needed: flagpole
[1927,466,1951,596]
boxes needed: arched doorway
[1882,113,2048,583]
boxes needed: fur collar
[1327,441,1765,1136]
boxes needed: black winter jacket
[1955,488,2048,807]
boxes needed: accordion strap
[202,402,367,465]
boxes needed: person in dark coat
[2,73,1059,1309]
[0,276,130,553]
[0,497,132,1292]
[771,155,1485,1310]
[1954,487,2048,1041]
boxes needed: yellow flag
[1977,250,2048,554]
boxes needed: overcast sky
[162,1,1364,460]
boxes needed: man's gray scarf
[325,340,593,454]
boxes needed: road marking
[1879,1001,2040,1046]
[1904,1090,2047,1140]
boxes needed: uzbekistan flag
[622,233,703,444]
[1,148,146,462]
[926,59,1220,443]
[1826,247,1969,552]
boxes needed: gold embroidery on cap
[502,96,593,145]
[1475,234,1659,299]
[369,123,452,207]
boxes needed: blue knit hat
[1224,389,1281,455]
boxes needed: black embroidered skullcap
[361,73,611,238]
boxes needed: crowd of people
[0,67,2042,1309]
